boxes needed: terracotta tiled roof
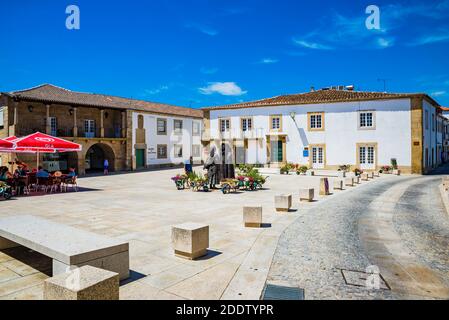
[203,89,439,110]
[3,84,203,118]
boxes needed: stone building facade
[0,84,203,175]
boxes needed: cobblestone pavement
[267,173,449,300]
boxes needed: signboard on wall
[303,147,309,157]
[147,147,156,160]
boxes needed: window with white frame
[174,144,183,158]
[84,119,95,138]
[192,121,200,136]
[271,116,281,130]
[49,117,57,136]
[359,111,375,129]
[309,113,323,130]
[0,107,4,128]
[220,119,230,132]
[157,144,167,159]
[157,118,167,135]
[174,120,183,135]
[192,145,201,157]
[242,118,252,131]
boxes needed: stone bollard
[337,171,346,178]
[367,172,374,179]
[345,177,354,187]
[319,178,330,196]
[243,206,263,228]
[275,194,292,212]
[172,223,209,260]
[361,173,369,181]
[306,170,315,176]
[392,169,401,176]
[374,171,380,177]
[333,179,344,190]
[442,176,449,191]
[299,188,314,202]
[355,176,361,184]
[44,266,119,300]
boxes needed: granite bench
[0,215,129,280]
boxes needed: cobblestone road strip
[267,175,449,300]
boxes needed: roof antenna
[377,78,389,93]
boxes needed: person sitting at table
[0,166,12,182]
[67,167,77,178]
[14,165,27,178]
[36,166,50,178]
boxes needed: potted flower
[296,165,309,175]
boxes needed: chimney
[310,86,315,92]
[345,85,354,91]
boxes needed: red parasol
[0,138,14,149]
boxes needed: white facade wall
[209,99,413,169]
[132,112,203,166]
[423,100,438,169]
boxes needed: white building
[131,109,204,169]
[202,88,444,174]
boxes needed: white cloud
[199,82,247,96]
[408,31,449,46]
[377,37,395,48]
[143,85,169,96]
[293,38,334,50]
[200,67,218,74]
[257,58,279,64]
[431,91,447,97]
[185,23,218,36]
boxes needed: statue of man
[204,147,218,189]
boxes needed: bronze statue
[204,147,218,189]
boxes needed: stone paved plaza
[0,168,448,300]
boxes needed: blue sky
[1,0,449,108]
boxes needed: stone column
[121,111,126,138]
[45,104,51,134]
[100,109,105,138]
[3,105,9,136]
[73,107,78,137]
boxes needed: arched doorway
[85,143,115,173]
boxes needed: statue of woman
[204,147,218,189]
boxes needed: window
[192,121,200,136]
[84,120,95,138]
[242,118,252,132]
[358,144,376,169]
[174,120,183,135]
[174,144,183,158]
[308,112,324,131]
[49,117,57,136]
[157,118,167,135]
[220,119,230,132]
[192,145,201,157]
[359,111,375,129]
[425,110,429,130]
[157,144,167,159]
[270,115,281,131]
[432,114,435,132]
[0,107,4,128]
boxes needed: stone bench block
[393,169,401,175]
[172,223,209,260]
[361,173,369,181]
[345,177,354,187]
[44,266,119,300]
[299,188,314,202]
[243,206,263,228]
[306,170,315,176]
[319,178,330,196]
[275,194,292,212]
[367,172,374,179]
[0,215,129,280]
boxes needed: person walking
[103,159,109,175]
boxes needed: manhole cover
[262,284,305,300]
[340,269,390,290]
